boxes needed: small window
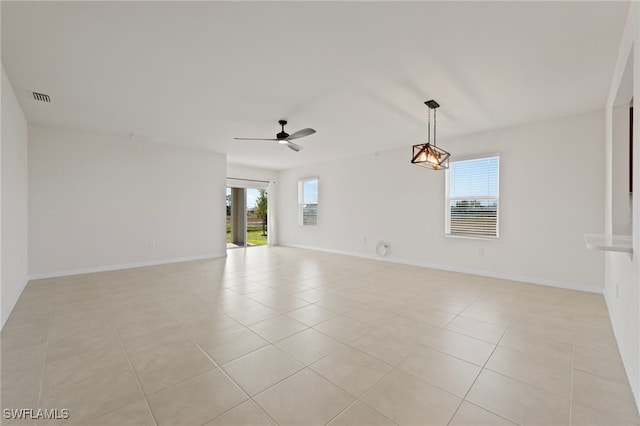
[299,177,318,226]
[446,155,499,238]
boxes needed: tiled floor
[1,246,638,426]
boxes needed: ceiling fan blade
[283,141,303,152]
[287,128,316,140]
[234,138,279,141]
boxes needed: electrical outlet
[477,247,485,256]
[148,240,156,248]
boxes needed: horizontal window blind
[446,156,499,238]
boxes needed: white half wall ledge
[28,252,227,281]
[279,243,604,295]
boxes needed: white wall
[29,125,227,277]
[1,66,29,328]
[604,1,639,410]
[277,109,605,291]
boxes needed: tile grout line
[178,324,281,426]
[104,286,167,424]
[34,307,53,426]
[446,305,518,426]
[569,325,576,426]
[111,317,160,426]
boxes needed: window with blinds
[446,155,499,238]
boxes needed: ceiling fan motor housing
[277,120,289,139]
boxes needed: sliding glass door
[226,187,268,248]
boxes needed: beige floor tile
[1,367,42,402]
[349,328,418,366]
[485,346,571,396]
[91,399,156,426]
[180,314,244,340]
[466,369,569,425]
[343,305,397,327]
[313,315,372,343]
[123,326,198,366]
[458,302,516,326]
[135,345,217,395]
[311,346,392,397]
[226,304,280,326]
[166,304,223,324]
[114,315,178,341]
[1,393,39,425]
[196,328,269,364]
[5,247,635,426]
[401,305,456,327]
[45,323,120,363]
[361,369,461,425]
[1,320,49,353]
[39,370,144,425]
[248,315,308,343]
[223,345,303,396]
[254,368,354,426]
[293,288,333,303]
[41,345,131,394]
[328,401,396,426]
[498,328,572,363]
[508,319,574,345]
[46,314,110,341]
[573,345,629,384]
[449,401,516,426]
[570,402,637,426]
[276,328,343,365]
[1,343,47,377]
[376,316,440,346]
[250,295,311,313]
[205,400,276,426]
[314,295,364,314]
[573,328,620,355]
[398,346,481,397]
[420,295,472,315]
[427,329,495,366]
[147,369,248,426]
[286,304,338,327]
[572,370,639,424]
[446,316,507,344]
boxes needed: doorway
[226,187,268,248]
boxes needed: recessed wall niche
[612,51,634,236]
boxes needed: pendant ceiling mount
[411,99,450,170]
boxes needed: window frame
[298,176,319,227]
[445,153,500,240]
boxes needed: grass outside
[226,220,267,246]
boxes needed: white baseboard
[279,243,603,294]
[28,252,227,280]
[604,291,640,415]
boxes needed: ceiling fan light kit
[411,99,450,170]
[234,120,316,152]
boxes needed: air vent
[32,92,51,103]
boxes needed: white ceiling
[1,1,629,170]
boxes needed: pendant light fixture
[411,100,450,170]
